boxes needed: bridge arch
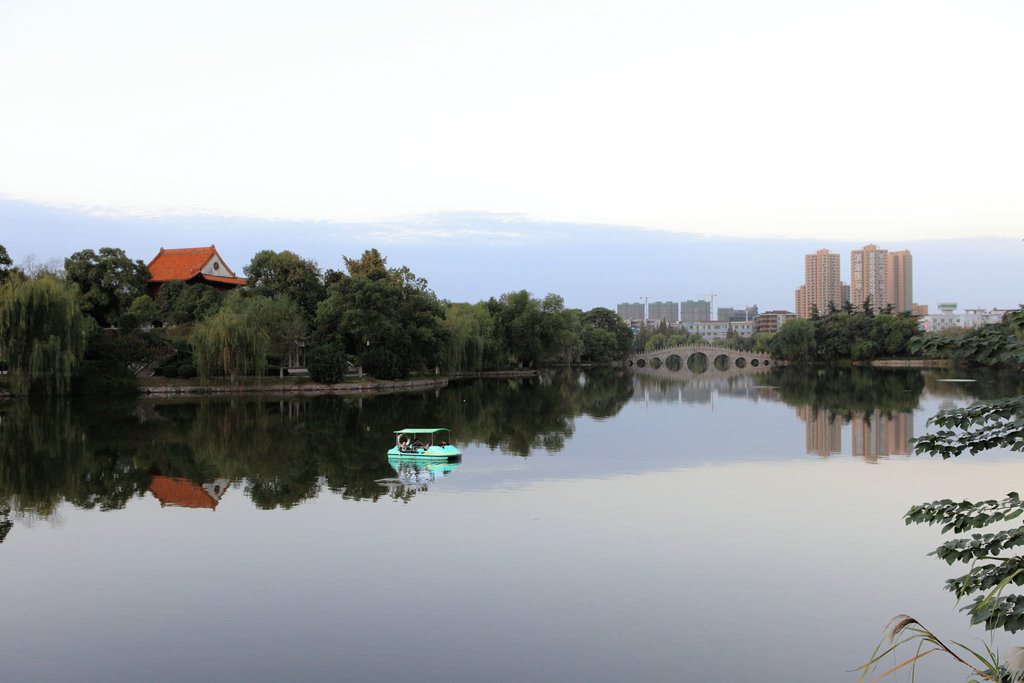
[629,344,772,377]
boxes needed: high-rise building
[680,299,711,324]
[616,302,644,321]
[754,310,795,335]
[795,249,847,318]
[718,305,758,322]
[647,301,679,323]
[851,244,889,314]
[887,250,913,313]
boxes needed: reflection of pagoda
[796,406,845,457]
[150,476,232,510]
[852,411,914,462]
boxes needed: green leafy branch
[911,398,1024,459]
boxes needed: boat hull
[386,445,461,459]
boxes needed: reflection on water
[150,476,232,510]
[378,454,463,502]
[386,455,461,484]
[0,365,1019,525]
[0,369,635,521]
[797,406,913,462]
[2,365,1023,682]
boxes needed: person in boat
[398,437,411,453]
[410,438,424,450]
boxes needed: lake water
[1,366,1022,682]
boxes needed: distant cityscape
[618,243,1014,339]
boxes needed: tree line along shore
[0,243,1009,397]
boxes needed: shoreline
[0,369,542,400]
[867,359,959,367]
[136,370,539,397]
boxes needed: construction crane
[639,295,669,323]
[697,293,716,321]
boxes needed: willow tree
[0,276,85,395]
[190,309,269,383]
[218,291,305,377]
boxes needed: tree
[0,244,14,284]
[588,307,633,350]
[220,291,305,377]
[768,318,816,362]
[488,290,547,368]
[440,302,495,373]
[190,307,270,383]
[307,340,349,383]
[538,294,583,366]
[582,327,618,362]
[0,276,85,395]
[861,308,1024,678]
[122,295,159,329]
[313,250,445,379]
[244,250,324,324]
[340,248,388,280]
[154,280,224,325]
[860,294,874,316]
[581,307,633,362]
[64,248,150,327]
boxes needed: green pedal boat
[387,428,461,458]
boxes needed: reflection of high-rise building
[797,405,844,457]
[796,249,847,318]
[851,410,913,461]
[885,411,913,456]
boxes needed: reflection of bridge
[628,344,773,377]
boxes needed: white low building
[684,320,755,339]
[918,305,1014,332]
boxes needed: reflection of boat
[386,454,461,484]
[386,428,461,458]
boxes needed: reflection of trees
[0,505,11,543]
[0,399,151,516]
[10,366,1012,518]
[922,367,1024,401]
[764,365,925,415]
[188,400,320,509]
[437,368,633,456]
[0,368,635,516]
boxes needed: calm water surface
[1,366,1022,682]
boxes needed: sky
[1,0,1022,312]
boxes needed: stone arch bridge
[629,344,773,376]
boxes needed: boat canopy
[393,428,452,435]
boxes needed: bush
[72,360,138,396]
[361,346,407,379]
[308,342,349,383]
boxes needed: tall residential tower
[887,250,913,313]
[795,249,848,318]
[850,244,889,314]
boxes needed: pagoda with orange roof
[147,245,248,298]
